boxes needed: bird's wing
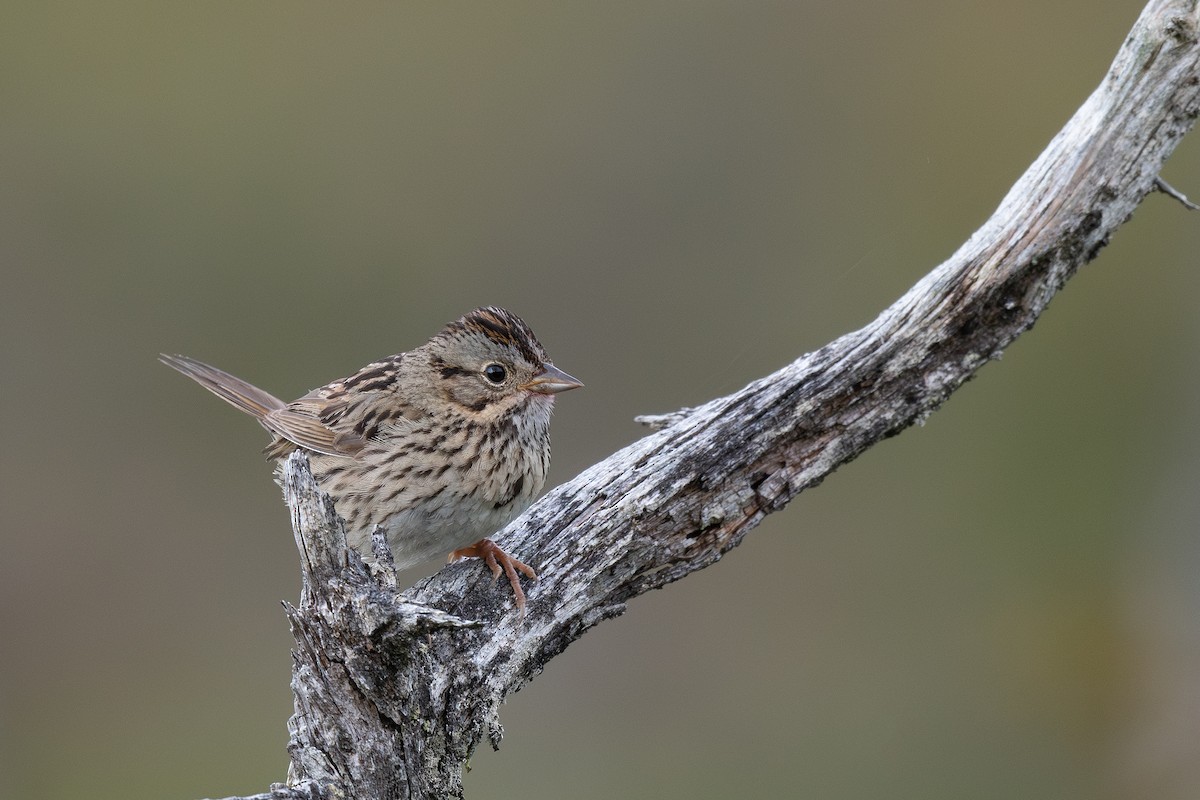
[261,397,367,458]
[261,352,414,459]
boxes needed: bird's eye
[483,363,508,385]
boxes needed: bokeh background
[3,2,1199,799]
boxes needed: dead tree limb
[205,2,1200,798]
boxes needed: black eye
[483,363,508,384]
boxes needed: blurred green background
[3,2,1199,799]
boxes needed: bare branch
[205,2,1200,798]
[1156,175,1200,209]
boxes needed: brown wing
[162,353,368,459]
[260,403,367,458]
[264,353,412,458]
[164,352,412,460]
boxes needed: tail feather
[159,353,287,420]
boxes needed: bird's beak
[523,363,584,394]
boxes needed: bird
[161,306,582,613]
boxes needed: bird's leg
[448,539,537,614]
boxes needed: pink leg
[448,539,537,614]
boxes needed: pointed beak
[523,363,584,394]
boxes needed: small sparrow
[161,306,582,613]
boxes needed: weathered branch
[205,2,1200,798]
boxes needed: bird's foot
[448,539,537,615]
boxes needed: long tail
[159,353,287,420]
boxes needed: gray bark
[204,2,1200,798]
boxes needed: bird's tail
[159,353,287,420]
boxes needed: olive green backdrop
[3,2,1199,799]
